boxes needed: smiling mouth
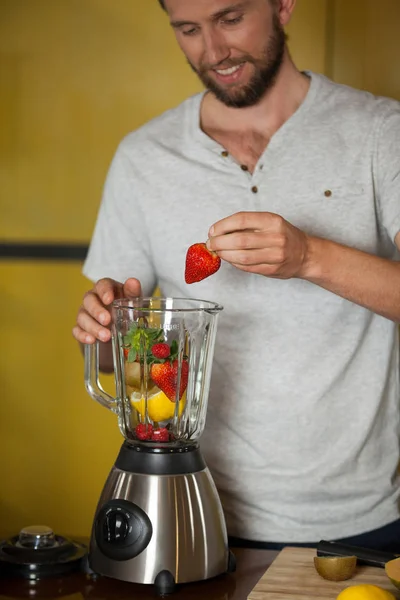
[211,62,247,84]
[214,64,244,76]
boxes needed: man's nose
[202,29,230,67]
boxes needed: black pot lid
[0,525,88,579]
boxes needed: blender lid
[0,525,87,579]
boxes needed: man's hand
[207,212,310,279]
[73,277,142,344]
[208,211,400,322]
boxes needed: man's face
[165,0,286,108]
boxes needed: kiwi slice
[314,555,357,581]
[385,556,400,589]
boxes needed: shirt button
[324,190,332,197]
[241,164,249,171]
[251,186,259,194]
[221,151,229,157]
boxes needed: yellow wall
[0,0,399,539]
[329,0,400,98]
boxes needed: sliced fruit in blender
[150,359,189,401]
[131,389,186,422]
[124,361,141,388]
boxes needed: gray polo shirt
[83,72,400,542]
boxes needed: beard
[188,14,286,108]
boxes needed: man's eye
[222,15,243,25]
[182,27,198,36]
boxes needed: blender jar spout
[84,343,117,412]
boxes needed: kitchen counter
[0,547,278,600]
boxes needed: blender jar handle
[84,342,117,412]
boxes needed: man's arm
[207,212,400,322]
[300,231,400,323]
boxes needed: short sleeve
[374,103,400,245]
[82,143,157,295]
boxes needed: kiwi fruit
[314,555,357,581]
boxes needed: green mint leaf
[149,328,163,342]
[169,340,178,360]
[124,326,165,359]
[128,348,136,362]
[133,330,146,351]
[127,324,139,337]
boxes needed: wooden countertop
[0,547,278,600]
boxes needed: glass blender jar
[84,297,235,593]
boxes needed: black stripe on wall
[0,242,89,261]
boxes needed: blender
[84,297,235,594]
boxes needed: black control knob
[95,500,152,561]
[103,512,130,544]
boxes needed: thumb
[123,277,142,298]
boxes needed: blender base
[89,442,233,588]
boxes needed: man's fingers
[96,278,121,305]
[73,278,142,347]
[72,325,96,345]
[208,231,283,252]
[82,290,111,326]
[217,247,286,266]
[123,277,142,298]
[231,262,281,277]
[209,211,280,237]
[76,309,112,342]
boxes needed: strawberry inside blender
[122,325,189,443]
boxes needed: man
[73,0,400,551]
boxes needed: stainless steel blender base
[89,452,230,586]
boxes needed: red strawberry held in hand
[150,359,189,401]
[185,243,221,284]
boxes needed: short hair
[158,0,278,11]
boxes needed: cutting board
[248,547,400,599]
